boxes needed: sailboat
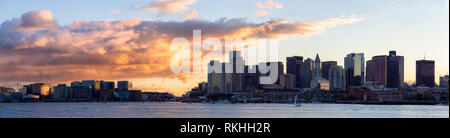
[294,93,301,107]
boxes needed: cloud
[139,0,198,16]
[255,10,269,17]
[256,0,283,9]
[14,10,57,31]
[109,10,121,15]
[180,10,199,19]
[0,10,363,93]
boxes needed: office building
[366,56,387,87]
[345,53,365,88]
[322,61,338,80]
[328,66,346,90]
[440,75,449,88]
[299,58,314,88]
[313,54,322,79]
[286,56,304,88]
[387,51,405,88]
[416,60,435,87]
[118,81,132,91]
[280,74,296,89]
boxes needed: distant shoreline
[1,101,448,106]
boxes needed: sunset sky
[0,0,449,96]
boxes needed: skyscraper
[387,51,404,88]
[286,56,303,88]
[440,75,449,88]
[229,51,245,92]
[366,56,387,87]
[322,61,338,80]
[328,66,346,90]
[300,58,314,88]
[344,53,365,88]
[416,60,435,87]
[313,54,322,79]
[118,81,131,91]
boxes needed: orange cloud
[255,10,269,17]
[0,10,363,94]
[180,10,199,19]
[256,0,283,9]
[140,0,198,16]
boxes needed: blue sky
[0,0,448,94]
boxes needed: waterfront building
[280,74,296,89]
[118,81,132,91]
[286,56,304,88]
[311,78,330,91]
[207,61,225,94]
[344,53,365,88]
[416,59,435,87]
[313,54,322,79]
[439,75,449,88]
[328,66,346,90]
[101,81,115,90]
[322,61,338,80]
[299,58,314,88]
[53,84,68,101]
[32,83,51,99]
[366,55,388,87]
[387,51,405,88]
[245,65,260,91]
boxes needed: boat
[294,93,301,107]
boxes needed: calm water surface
[0,102,448,118]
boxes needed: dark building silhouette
[366,56,387,87]
[299,58,314,88]
[416,59,435,87]
[387,51,404,88]
[286,56,303,88]
[322,61,338,80]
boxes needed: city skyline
[0,0,449,96]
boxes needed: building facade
[366,55,388,87]
[322,61,338,80]
[416,60,435,87]
[344,53,365,88]
[387,51,405,88]
[328,66,346,90]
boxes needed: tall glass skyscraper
[344,53,365,89]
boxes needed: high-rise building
[322,61,338,80]
[207,61,225,94]
[311,78,330,91]
[416,60,435,87]
[244,65,260,91]
[440,75,449,88]
[366,56,388,87]
[118,81,132,91]
[101,81,115,90]
[32,83,51,98]
[387,51,405,88]
[328,66,346,90]
[313,54,322,79]
[207,51,247,94]
[229,51,245,92]
[344,53,365,88]
[280,74,296,89]
[299,58,314,88]
[229,51,245,74]
[286,56,303,88]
